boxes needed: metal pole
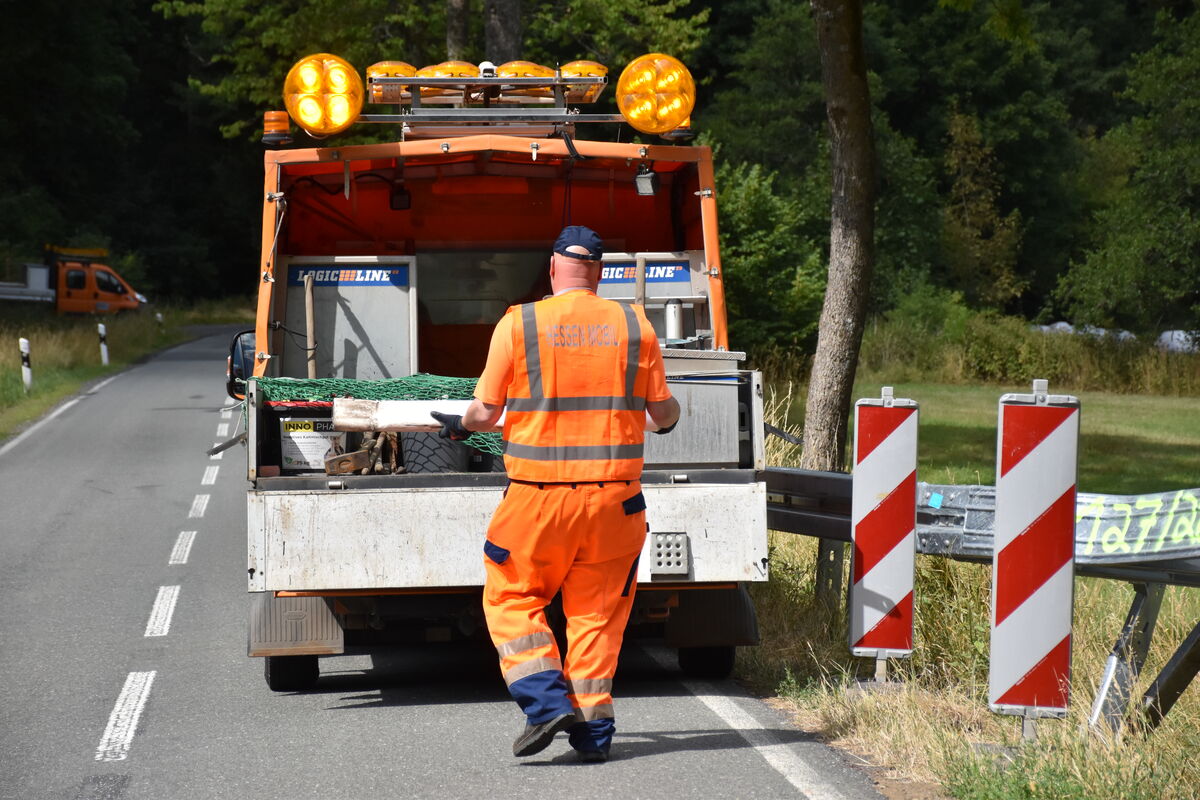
[97,323,109,366]
[1089,582,1164,738]
[19,338,32,393]
[303,273,317,379]
[634,256,646,307]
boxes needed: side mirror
[226,329,256,400]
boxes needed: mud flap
[248,593,345,657]
[664,584,760,648]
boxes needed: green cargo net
[250,375,504,457]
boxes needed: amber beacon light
[616,53,695,135]
[284,53,364,137]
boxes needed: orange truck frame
[0,246,145,314]
[227,52,768,691]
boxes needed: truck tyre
[677,646,736,679]
[400,432,471,473]
[264,655,319,691]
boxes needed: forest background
[2,0,1198,355]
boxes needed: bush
[860,288,1200,395]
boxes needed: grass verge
[749,380,1200,799]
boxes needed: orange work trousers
[482,479,646,752]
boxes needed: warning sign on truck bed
[280,418,346,470]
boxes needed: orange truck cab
[0,246,146,314]
[229,52,768,692]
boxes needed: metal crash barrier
[764,466,1200,736]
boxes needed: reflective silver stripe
[496,630,555,659]
[506,396,646,412]
[521,303,543,399]
[567,678,613,697]
[503,442,644,462]
[620,303,641,400]
[503,656,564,686]
[575,703,614,721]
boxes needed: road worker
[432,225,680,763]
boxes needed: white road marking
[169,531,197,565]
[0,374,121,458]
[95,671,155,762]
[648,650,855,800]
[0,398,79,458]
[202,466,219,485]
[144,586,180,637]
[221,408,233,419]
[188,494,209,518]
[216,423,230,438]
[210,443,223,460]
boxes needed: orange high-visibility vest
[502,291,658,482]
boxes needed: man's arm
[646,397,680,432]
[463,398,504,431]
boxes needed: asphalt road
[0,329,885,800]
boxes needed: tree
[801,0,877,474]
[485,0,522,61]
[941,111,1024,307]
[1057,7,1200,334]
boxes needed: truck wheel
[264,655,319,691]
[677,646,736,679]
[400,432,470,473]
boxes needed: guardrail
[763,467,1200,735]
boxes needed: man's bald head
[549,252,601,293]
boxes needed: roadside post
[98,323,109,366]
[989,379,1079,740]
[849,386,918,683]
[19,337,32,393]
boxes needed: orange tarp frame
[253,135,728,377]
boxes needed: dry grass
[747,378,1200,799]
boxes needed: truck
[0,246,146,314]
[226,51,769,691]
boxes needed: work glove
[430,411,471,440]
[652,419,678,435]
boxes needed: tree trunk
[802,0,876,474]
[446,0,469,61]
[484,0,522,63]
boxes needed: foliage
[942,111,1025,307]
[1057,7,1200,335]
[859,286,1200,396]
[715,161,826,353]
[525,0,708,67]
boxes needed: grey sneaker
[513,712,576,757]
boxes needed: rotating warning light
[283,53,364,137]
[367,61,417,104]
[616,53,695,135]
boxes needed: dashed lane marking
[94,671,155,762]
[144,585,180,637]
[202,466,219,485]
[209,443,223,460]
[188,494,209,518]
[216,423,230,438]
[221,408,233,419]
[169,531,197,566]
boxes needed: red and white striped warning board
[850,387,918,658]
[989,380,1080,716]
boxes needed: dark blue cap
[553,225,604,261]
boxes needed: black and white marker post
[19,337,32,393]
[98,323,109,366]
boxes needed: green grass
[786,381,1200,493]
[758,378,1200,799]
